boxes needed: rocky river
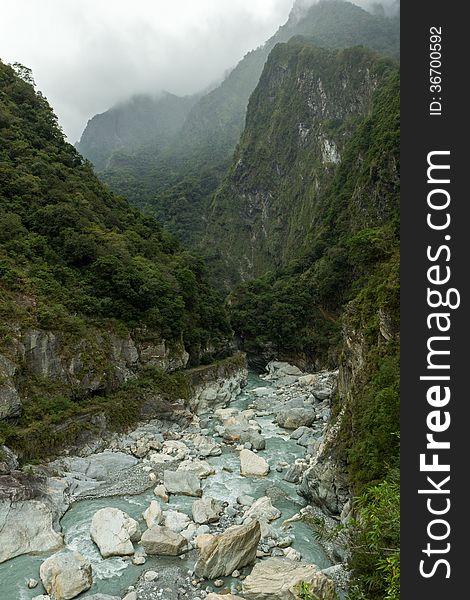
[0,362,350,600]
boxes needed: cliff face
[205,43,394,286]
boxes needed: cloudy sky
[1,0,296,142]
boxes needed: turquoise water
[0,373,332,599]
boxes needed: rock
[244,496,281,523]
[283,547,302,561]
[239,449,269,476]
[290,426,312,440]
[181,522,198,541]
[192,497,223,524]
[141,525,188,556]
[32,596,51,600]
[282,462,305,484]
[27,578,39,588]
[195,533,215,550]
[194,520,261,579]
[242,557,337,600]
[251,387,272,397]
[298,374,317,387]
[132,555,146,565]
[40,549,92,600]
[322,564,350,591]
[0,473,67,563]
[63,452,138,481]
[276,408,315,429]
[143,500,162,528]
[0,445,18,474]
[144,570,159,582]
[164,469,202,497]
[191,435,222,457]
[163,509,191,533]
[177,458,215,479]
[239,431,265,451]
[122,593,137,600]
[153,484,169,503]
[237,495,255,507]
[299,458,350,515]
[213,579,224,587]
[90,507,140,558]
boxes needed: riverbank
[0,361,349,600]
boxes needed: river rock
[244,496,281,523]
[153,484,169,502]
[143,500,162,528]
[163,509,190,533]
[276,407,316,429]
[239,431,265,450]
[90,507,140,558]
[163,470,202,497]
[191,434,222,457]
[177,458,215,479]
[282,462,305,484]
[194,519,261,579]
[63,452,138,481]
[242,557,337,600]
[298,374,317,387]
[140,525,188,556]
[40,549,92,600]
[192,497,222,524]
[240,449,269,476]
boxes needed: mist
[1,0,294,142]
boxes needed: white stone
[239,449,270,476]
[143,500,162,528]
[90,508,140,558]
[39,550,92,600]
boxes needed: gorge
[1,2,400,599]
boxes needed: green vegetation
[0,60,231,361]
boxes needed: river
[1,371,336,600]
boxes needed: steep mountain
[78,0,399,249]
[76,92,199,171]
[224,38,400,600]
[205,42,396,287]
[0,60,232,455]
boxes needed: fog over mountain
[1,0,398,142]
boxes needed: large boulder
[39,549,92,600]
[195,519,261,579]
[239,431,266,450]
[0,474,67,563]
[192,497,223,524]
[140,525,188,556]
[242,557,337,600]
[142,500,162,528]
[164,469,202,497]
[206,595,244,600]
[90,507,140,558]
[276,407,316,429]
[240,449,270,476]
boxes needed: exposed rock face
[194,519,261,579]
[240,449,270,476]
[164,469,202,497]
[90,507,140,558]
[0,473,68,563]
[192,497,223,524]
[140,525,188,556]
[242,557,337,600]
[39,549,92,600]
[0,445,18,474]
[0,328,190,421]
